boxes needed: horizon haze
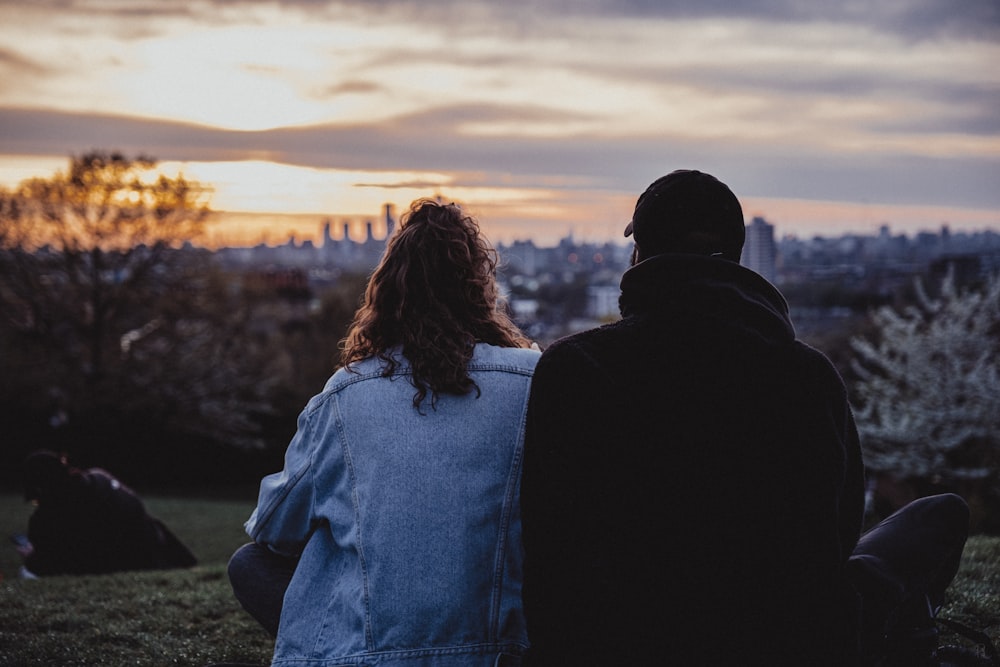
[1,0,997,245]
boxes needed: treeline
[0,152,366,490]
[2,153,998,531]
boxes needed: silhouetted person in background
[228,199,539,666]
[16,450,196,577]
[520,170,969,666]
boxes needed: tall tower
[742,216,777,284]
[384,204,396,240]
[322,219,333,247]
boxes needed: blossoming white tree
[850,268,1000,484]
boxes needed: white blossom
[850,269,1000,481]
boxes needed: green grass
[940,535,1000,654]
[0,493,274,666]
[1,493,998,665]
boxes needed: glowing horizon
[1,1,997,245]
[3,154,997,250]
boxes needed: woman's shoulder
[470,342,541,372]
[325,356,391,388]
[318,344,539,390]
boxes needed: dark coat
[521,254,865,666]
[25,467,196,576]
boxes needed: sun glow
[0,2,996,248]
[0,155,82,188]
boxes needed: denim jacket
[246,343,540,667]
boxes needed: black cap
[625,170,745,261]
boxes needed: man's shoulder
[532,321,638,387]
[541,320,631,362]
[789,339,845,379]
[789,340,850,399]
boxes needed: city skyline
[206,203,995,251]
[216,205,1000,256]
[1,1,998,245]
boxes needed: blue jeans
[228,543,298,638]
[847,493,969,657]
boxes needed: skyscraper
[384,204,396,240]
[743,216,777,284]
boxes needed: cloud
[353,179,450,190]
[0,47,50,75]
[0,1,994,219]
[0,107,250,162]
[311,79,385,101]
[2,104,997,212]
[586,58,1000,139]
[5,0,996,43]
[265,0,1000,42]
[613,0,998,40]
[0,46,60,100]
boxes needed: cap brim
[624,221,634,237]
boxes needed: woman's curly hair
[341,198,529,408]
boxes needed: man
[520,170,968,665]
[17,450,197,577]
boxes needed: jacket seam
[341,393,375,652]
[310,395,375,655]
[247,458,312,540]
[304,365,537,420]
[488,373,531,641]
[273,640,528,664]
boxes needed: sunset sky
[0,0,997,246]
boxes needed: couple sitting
[226,172,969,666]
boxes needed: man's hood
[618,253,795,345]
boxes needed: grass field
[0,493,274,666]
[1,493,998,666]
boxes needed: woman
[229,199,539,667]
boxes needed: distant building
[743,216,777,284]
[587,284,620,320]
[384,204,396,240]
